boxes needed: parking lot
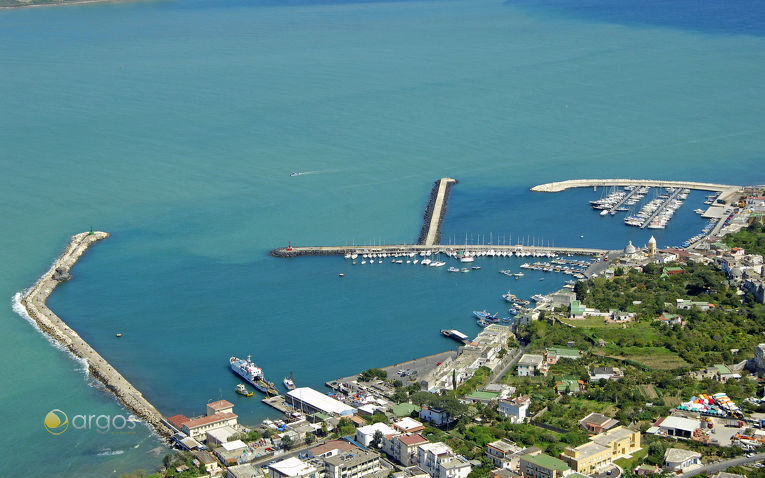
[706,417,749,447]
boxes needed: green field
[603,346,689,370]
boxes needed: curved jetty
[531,179,739,193]
[21,232,173,439]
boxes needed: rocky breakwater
[21,231,174,439]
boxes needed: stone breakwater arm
[420,177,456,246]
[531,179,739,193]
[20,232,174,439]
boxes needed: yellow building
[561,426,641,474]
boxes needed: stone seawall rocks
[21,232,173,439]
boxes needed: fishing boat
[283,372,296,391]
[508,307,519,316]
[502,291,517,302]
[476,318,490,327]
[448,266,460,272]
[229,355,279,396]
[461,268,469,273]
[235,384,253,397]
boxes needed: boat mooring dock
[271,177,610,258]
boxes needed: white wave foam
[11,291,90,378]
[10,292,165,446]
[96,449,125,456]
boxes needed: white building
[497,397,530,424]
[649,416,699,439]
[356,422,399,447]
[420,406,452,426]
[269,457,319,478]
[286,387,356,416]
[663,448,702,472]
[324,449,383,478]
[206,425,239,446]
[393,417,425,434]
[517,354,545,376]
[417,442,471,478]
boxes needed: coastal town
[21,181,765,478]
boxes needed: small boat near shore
[235,384,253,397]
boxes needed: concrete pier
[531,179,739,194]
[419,177,457,246]
[21,232,174,439]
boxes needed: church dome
[624,241,637,255]
[648,235,657,245]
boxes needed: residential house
[663,448,701,473]
[675,299,712,311]
[578,413,619,434]
[356,422,398,447]
[417,442,471,478]
[555,378,583,395]
[486,439,523,468]
[268,457,319,478]
[517,354,545,377]
[654,313,685,328]
[392,417,425,434]
[388,433,429,466]
[561,426,641,474]
[519,453,570,478]
[214,440,250,466]
[419,406,452,426]
[324,449,383,478]
[589,367,623,382]
[309,440,358,458]
[192,450,222,476]
[463,390,500,405]
[713,364,741,382]
[497,396,530,424]
[546,347,581,361]
[435,456,472,478]
[226,463,266,478]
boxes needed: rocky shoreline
[21,231,173,439]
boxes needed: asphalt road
[679,451,765,478]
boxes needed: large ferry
[229,355,279,396]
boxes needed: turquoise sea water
[1,0,765,475]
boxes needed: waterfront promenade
[531,179,739,193]
[21,232,173,439]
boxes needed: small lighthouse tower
[648,235,657,257]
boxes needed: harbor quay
[21,232,174,439]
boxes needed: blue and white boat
[508,307,519,316]
[230,355,279,396]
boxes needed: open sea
[1,0,765,475]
